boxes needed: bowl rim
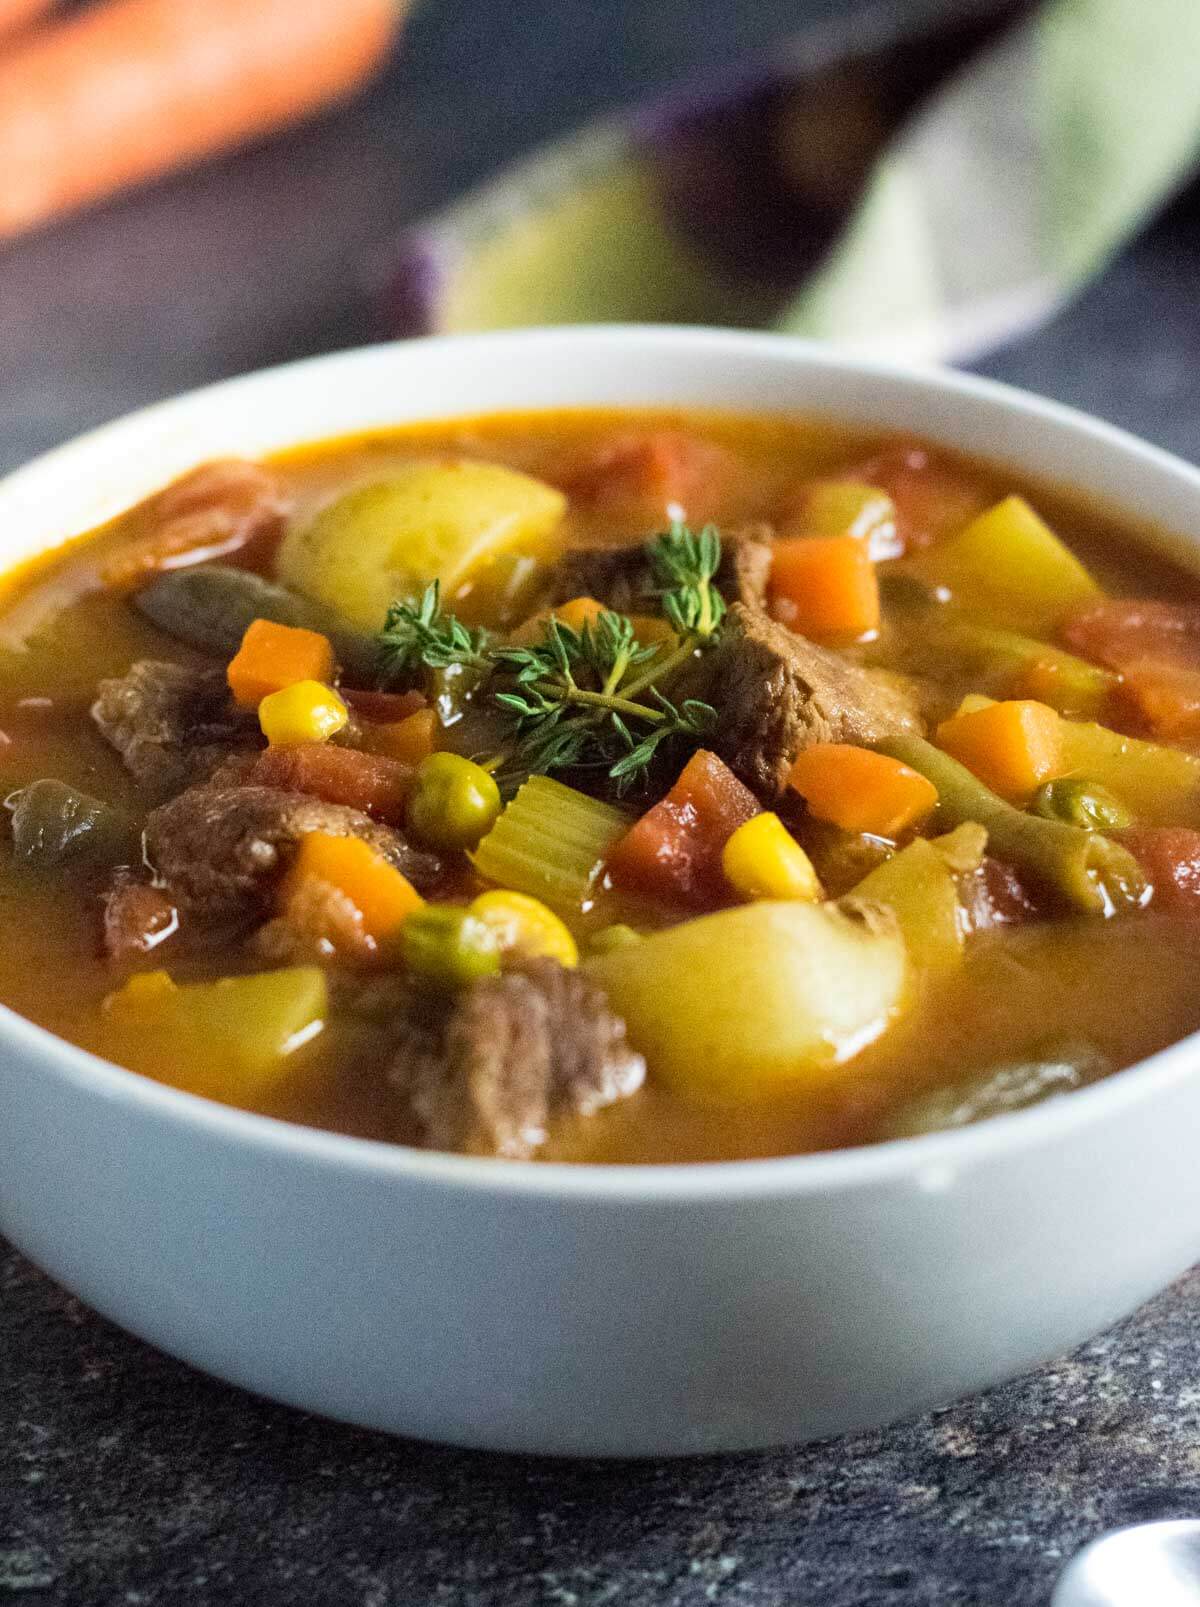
[5,322,1200,1203]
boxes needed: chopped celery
[586,899,907,1104]
[470,775,630,914]
[102,967,328,1104]
[907,496,1102,636]
[851,838,964,973]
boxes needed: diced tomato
[1063,600,1200,739]
[607,749,761,908]
[840,440,990,553]
[1122,827,1200,914]
[1063,599,1200,669]
[1120,660,1200,742]
[101,460,289,588]
[250,744,413,824]
[340,687,428,723]
[563,431,740,532]
[956,857,1040,935]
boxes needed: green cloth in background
[383,0,1200,363]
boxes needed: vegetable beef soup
[4,408,1200,1164]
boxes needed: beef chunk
[548,524,774,614]
[92,660,260,795]
[102,875,179,959]
[144,783,440,929]
[699,604,924,800]
[389,960,645,1158]
[714,524,774,610]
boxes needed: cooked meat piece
[101,875,179,959]
[714,523,773,610]
[697,604,924,800]
[145,783,440,929]
[92,660,260,796]
[547,544,651,614]
[548,524,774,614]
[389,959,645,1159]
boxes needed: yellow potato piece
[279,460,567,632]
[586,900,907,1106]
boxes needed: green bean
[135,566,377,681]
[878,735,1147,916]
[1031,778,1132,832]
[936,620,1117,716]
[5,779,137,869]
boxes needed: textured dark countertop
[3,2,1200,1603]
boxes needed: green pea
[401,905,501,989]
[1031,778,1133,832]
[405,752,501,852]
[587,923,642,955]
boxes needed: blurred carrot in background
[0,0,52,41]
[0,0,406,244]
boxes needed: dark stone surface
[3,1,1200,1603]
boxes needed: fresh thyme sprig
[377,581,493,685]
[373,529,726,790]
[649,521,726,641]
[491,612,716,792]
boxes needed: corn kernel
[259,680,348,747]
[469,889,579,967]
[721,813,823,903]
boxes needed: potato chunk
[586,900,907,1105]
[278,460,566,632]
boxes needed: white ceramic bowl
[2,328,1200,1458]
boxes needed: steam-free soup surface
[3,407,1200,1163]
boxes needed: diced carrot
[340,687,427,723]
[282,832,423,944]
[1122,826,1200,914]
[251,743,412,823]
[563,431,739,530]
[227,618,335,709]
[935,699,1065,800]
[508,596,607,647]
[366,706,438,766]
[627,613,678,645]
[786,744,937,837]
[0,0,403,247]
[1119,660,1200,741]
[0,0,53,43]
[607,749,760,908]
[769,535,880,639]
